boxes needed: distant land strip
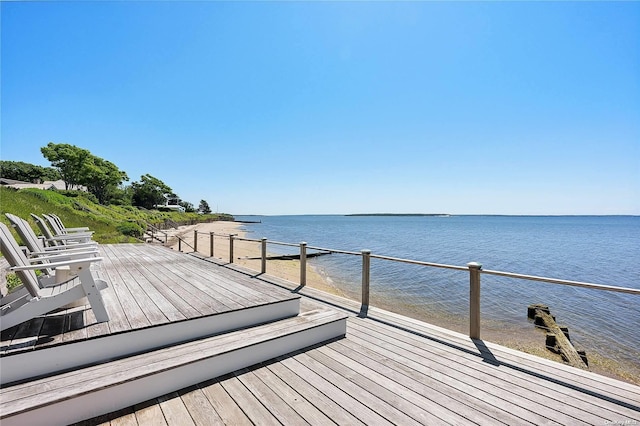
[345,213,451,217]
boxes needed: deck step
[1,296,301,385]
[0,309,347,426]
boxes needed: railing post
[361,250,371,315]
[209,232,214,257]
[193,230,198,253]
[261,238,267,273]
[468,262,483,340]
[229,234,235,263]
[178,238,182,252]
[300,242,307,286]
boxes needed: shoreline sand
[166,220,639,386]
[167,221,348,298]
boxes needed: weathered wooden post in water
[209,232,214,257]
[229,234,235,263]
[468,262,482,339]
[528,304,588,369]
[193,230,198,253]
[361,250,371,316]
[261,238,267,273]
[300,242,307,286]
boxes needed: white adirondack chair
[43,214,94,242]
[0,223,109,331]
[6,213,97,256]
[30,214,93,247]
[5,213,99,281]
[48,213,91,234]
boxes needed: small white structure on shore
[154,194,185,212]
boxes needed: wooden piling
[529,304,588,370]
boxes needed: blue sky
[2,1,639,215]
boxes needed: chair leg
[77,269,110,323]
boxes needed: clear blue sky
[2,1,639,215]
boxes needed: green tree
[82,157,129,204]
[40,143,92,190]
[130,174,173,209]
[0,160,61,182]
[198,199,212,214]
[179,200,196,213]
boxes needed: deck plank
[178,386,224,426]
[220,375,281,426]
[341,326,559,425]
[234,367,310,425]
[277,355,395,425]
[306,345,444,425]
[157,393,195,426]
[133,401,167,426]
[108,408,138,426]
[265,361,366,426]
[347,317,633,422]
[62,307,89,342]
[250,362,334,426]
[103,245,172,326]
[198,379,253,426]
[1,317,44,355]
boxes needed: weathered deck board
[7,244,635,425]
[0,243,296,355]
[198,379,252,426]
[177,386,224,426]
[347,317,632,422]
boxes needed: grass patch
[0,186,234,244]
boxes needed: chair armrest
[47,234,95,242]
[26,250,99,263]
[11,257,103,271]
[41,242,97,251]
[63,227,91,232]
[29,248,99,258]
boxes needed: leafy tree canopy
[198,199,212,214]
[41,142,92,190]
[40,142,128,203]
[130,174,173,210]
[0,160,61,183]
[82,156,129,204]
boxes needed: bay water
[237,215,639,375]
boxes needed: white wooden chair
[43,214,94,241]
[0,223,109,331]
[30,214,93,246]
[48,213,91,233]
[6,213,97,254]
[5,213,99,277]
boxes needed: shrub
[116,221,144,238]
[6,273,22,292]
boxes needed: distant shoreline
[345,213,451,217]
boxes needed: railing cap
[467,261,483,269]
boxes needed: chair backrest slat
[6,213,44,251]
[30,214,59,246]
[6,213,54,276]
[43,214,65,236]
[0,223,41,297]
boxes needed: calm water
[237,215,640,368]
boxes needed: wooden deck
[0,244,304,384]
[3,244,639,425]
